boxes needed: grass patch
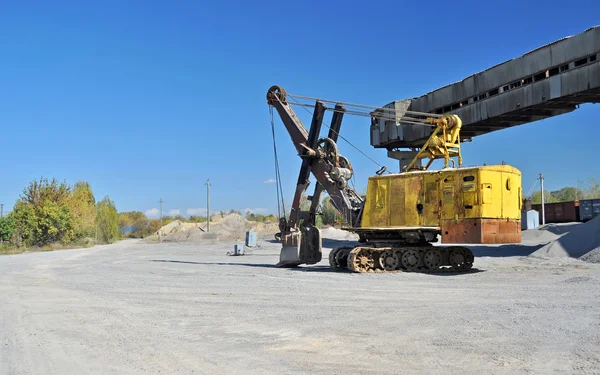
[0,246,25,255]
[0,239,97,256]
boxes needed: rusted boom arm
[266,85,364,229]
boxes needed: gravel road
[1,239,600,374]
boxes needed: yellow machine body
[361,164,522,243]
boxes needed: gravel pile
[521,222,580,243]
[530,216,600,263]
[145,213,279,242]
[320,227,359,241]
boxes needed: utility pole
[205,179,211,232]
[539,173,545,225]
[159,198,163,241]
[159,198,163,228]
[0,203,3,218]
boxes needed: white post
[539,173,545,225]
[205,179,211,232]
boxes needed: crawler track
[330,245,474,273]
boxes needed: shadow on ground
[466,244,544,257]
[263,238,359,249]
[322,239,360,249]
[535,223,581,235]
[150,260,484,275]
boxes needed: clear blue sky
[1,0,599,217]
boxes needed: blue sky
[1,0,599,217]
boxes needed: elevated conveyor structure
[372,26,600,152]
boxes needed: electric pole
[0,203,3,218]
[159,198,163,228]
[205,179,211,232]
[539,173,545,225]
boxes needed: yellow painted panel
[389,177,406,226]
[441,181,455,220]
[364,178,389,227]
[422,173,440,226]
[404,175,422,226]
[461,172,479,218]
[361,164,522,229]
[501,172,520,219]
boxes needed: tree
[550,187,585,202]
[0,214,14,243]
[320,196,341,226]
[188,215,207,223]
[530,190,559,205]
[119,211,150,238]
[20,177,71,206]
[585,178,600,199]
[96,196,119,244]
[148,219,162,233]
[12,178,75,247]
[67,181,96,238]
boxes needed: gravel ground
[1,238,600,374]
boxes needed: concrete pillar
[388,150,421,172]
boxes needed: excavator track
[337,245,474,273]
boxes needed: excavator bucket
[277,224,322,267]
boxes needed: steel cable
[287,96,390,173]
[269,106,286,218]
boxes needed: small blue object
[245,231,257,247]
[521,210,540,230]
[234,244,245,255]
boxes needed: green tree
[148,219,160,233]
[12,178,75,247]
[67,181,96,238]
[585,178,600,199]
[0,214,14,242]
[531,190,559,205]
[550,187,585,202]
[96,196,119,244]
[119,211,150,238]
[188,215,207,223]
[173,215,187,222]
[320,196,340,226]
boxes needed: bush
[12,178,75,247]
[96,196,119,244]
[67,181,96,238]
[119,211,150,238]
[0,215,14,242]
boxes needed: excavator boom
[267,86,363,266]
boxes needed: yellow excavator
[267,86,522,273]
